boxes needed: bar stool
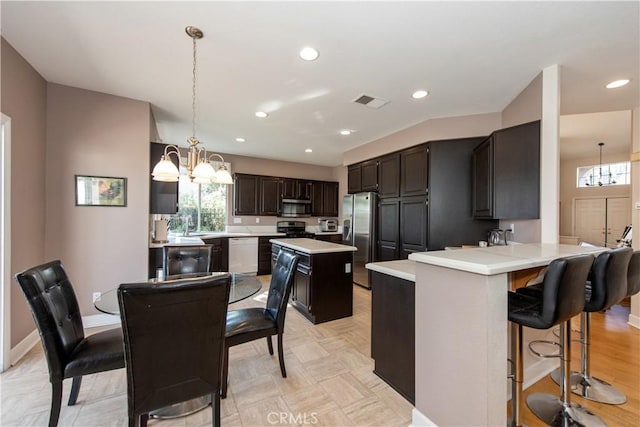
[549,247,632,405]
[626,250,640,302]
[508,254,603,427]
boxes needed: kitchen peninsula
[407,243,605,427]
[270,238,356,324]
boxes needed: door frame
[1,113,12,372]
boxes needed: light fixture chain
[192,35,197,140]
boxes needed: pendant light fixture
[152,26,233,185]
[584,142,616,186]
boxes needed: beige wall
[631,107,639,324]
[45,84,150,316]
[1,38,48,347]
[559,154,632,236]
[342,112,501,166]
[499,73,544,243]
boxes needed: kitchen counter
[269,238,356,254]
[407,243,607,427]
[365,260,415,282]
[150,232,285,248]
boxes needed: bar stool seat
[508,254,603,427]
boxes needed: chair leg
[221,345,229,399]
[212,391,221,427]
[140,413,149,427]
[509,323,524,427]
[49,381,63,427]
[68,376,82,405]
[277,332,287,378]
[267,335,274,355]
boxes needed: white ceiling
[2,1,638,166]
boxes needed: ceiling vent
[353,94,389,109]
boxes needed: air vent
[353,94,389,109]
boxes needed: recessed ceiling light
[305,148,313,153]
[235,137,245,142]
[340,129,352,136]
[412,90,429,99]
[605,79,630,89]
[299,47,319,61]
[255,111,268,118]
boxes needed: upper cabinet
[378,153,400,198]
[400,146,428,197]
[282,178,312,200]
[233,173,259,215]
[149,142,178,214]
[348,160,378,193]
[259,176,281,216]
[472,120,541,219]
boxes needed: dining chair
[118,274,231,427]
[163,244,212,276]
[222,250,298,398]
[14,260,125,427]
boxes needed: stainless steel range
[276,221,315,238]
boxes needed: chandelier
[152,26,233,185]
[584,142,615,187]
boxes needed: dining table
[93,271,263,419]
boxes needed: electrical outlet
[255,217,260,223]
[345,263,351,273]
[509,223,515,233]
[635,202,640,209]
[92,292,101,303]
[233,217,242,224]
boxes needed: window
[577,161,630,188]
[169,163,228,233]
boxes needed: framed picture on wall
[75,175,127,207]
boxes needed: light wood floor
[1,277,638,426]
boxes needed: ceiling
[2,1,638,166]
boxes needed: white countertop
[314,231,342,235]
[270,238,357,254]
[408,243,606,275]
[150,232,286,248]
[366,260,415,282]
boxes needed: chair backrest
[626,251,640,298]
[14,260,85,382]
[585,247,633,312]
[163,244,212,276]
[118,274,231,415]
[540,254,594,326]
[266,251,299,329]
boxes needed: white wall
[631,107,640,328]
[45,84,150,316]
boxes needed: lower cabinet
[148,248,163,279]
[258,236,276,275]
[201,237,229,272]
[370,271,415,404]
[314,233,342,243]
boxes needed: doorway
[1,113,11,372]
[574,197,630,247]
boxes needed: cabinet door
[282,179,297,199]
[148,248,164,279]
[257,236,274,275]
[378,153,400,198]
[297,180,313,200]
[361,160,379,192]
[322,182,339,217]
[311,181,324,216]
[472,137,493,218]
[400,196,428,258]
[348,164,362,194]
[202,238,229,272]
[294,268,312,312]
[149,142,178,214]
[233,174,259,215]
[259,176,281,216]
[377,199,400,261]
[400,146,428,197]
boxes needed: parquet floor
[1,277,638,426]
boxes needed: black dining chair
[14,260,125,427]
[221,250,298,398]
[163,244,212,276]
[118,274,231,427]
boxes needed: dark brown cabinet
[400,145,428,197]
[322,182,339,217]
[148,247,164,278]
[233,173,259,215]
[315,233,342,243]
[149,142,178,214]
[473,120,540,219]
[378,153,400,198]
[400,196,428,258]
[258,236,277,275]
[348,160,378,193]
[347,164,362,194]
[259,176,281,216]
[282,179,312,200]
[377,199,400,261]
[201,237,229,272]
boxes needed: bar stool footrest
[550,368,627,405]
[528,340,561,359]
[526,392,606,427]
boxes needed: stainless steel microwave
[280,199,311,217]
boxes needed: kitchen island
[407,243,605,427]
[270,238,356,324]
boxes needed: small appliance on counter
[151,215,169,243]
[319,219,338,232]
[488,229,511,246]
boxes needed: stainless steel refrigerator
[342,192,376,289]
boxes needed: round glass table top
[94,272,263,315]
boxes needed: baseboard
[9,328,38,366]
[82,313,121,329]
[523,357,559,390]
[628,313,640,330]
[411,408,438,427]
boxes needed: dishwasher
[228,237,258,274]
